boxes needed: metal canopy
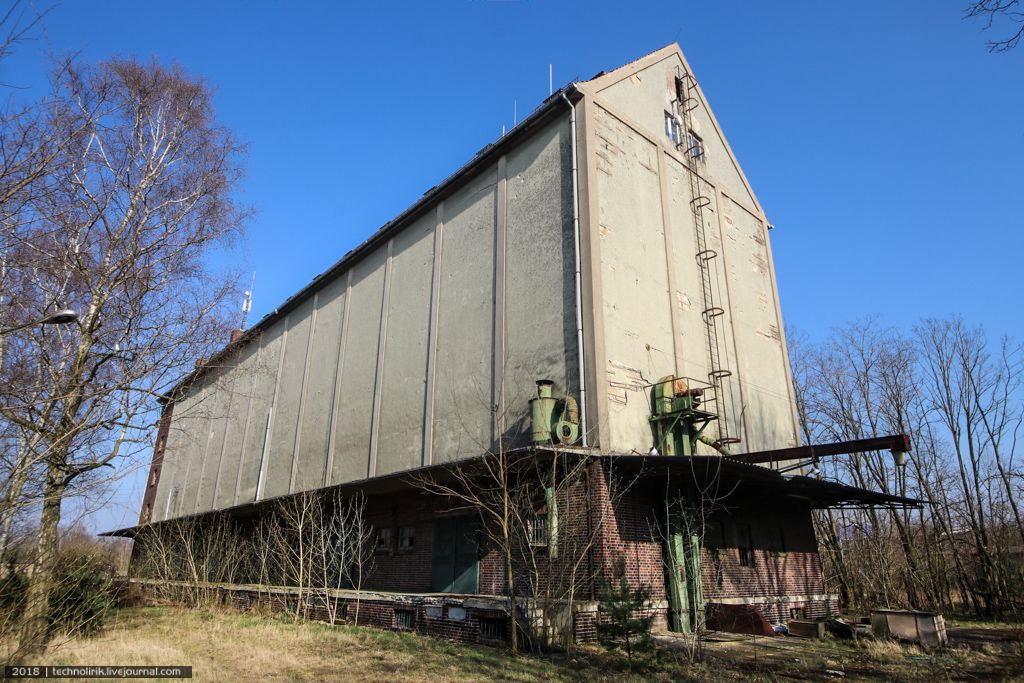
[587,452,923,509]
[103,446,921,538]
[728,434,912,466]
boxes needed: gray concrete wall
[150,115,578,522]
[583,48,799,455]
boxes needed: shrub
[48,550,116,636]
[0,538,117,637]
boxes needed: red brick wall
[586,463,834,628]
[590,465,666,599]
[362,497,436,593]
[138,402,174,525]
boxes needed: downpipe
[561,90,588,447]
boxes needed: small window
[687,130,705,160]
[738,524,754,568]
[398,526,415,550]
[790,607,805,620]
[395,608,414,629]
[149,469,159,487]
[375,527,392,552]
[479,616,506,642]
[664,111,681,145]
[711,548,724,590]
[528,514,548,546]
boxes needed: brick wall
[701,496,836,623]
[590,465,666,600]
[129,579,517,645]
[130,455,837,636]
[586,462,834,628]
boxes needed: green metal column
[686,531,705,631]
[545,485,559,559]
[663,498,691,633]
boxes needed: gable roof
[578,43,766,216]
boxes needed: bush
[48,550,116,636]
[0,540,117,637]
[0,556,28,613]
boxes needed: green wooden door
[431,515,479,593]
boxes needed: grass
[8,606,1024,682]
[21,607,571,682]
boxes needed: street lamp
[0,309,78,337]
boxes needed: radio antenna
[240,272,255,330]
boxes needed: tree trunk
[18,464,64,655]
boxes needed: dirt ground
[658,620,1024,682]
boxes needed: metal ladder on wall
[674,69,740,449]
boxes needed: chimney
[230,328,245,345]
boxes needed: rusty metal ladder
[674,69,740,449]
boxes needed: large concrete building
[121,44,914,642]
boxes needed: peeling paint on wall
[607,359,648,407]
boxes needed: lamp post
[0,309,78,337]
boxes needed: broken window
[738,524,754,568]
[398,525,415,550]
[664,111,681,145]
[686,130,705,160]
[375,527,392,552]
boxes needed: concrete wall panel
[331,249,387,484]
[264,298,314,499]
[177,382,213,515]
[292,275,347,492]
[503,117,578,445]
[720,196,796,449]
[376,216,434,475]
[237,325,285,504]
[594,105,675,451]
[194,372,232,513]
[213,343,258,509]
[151,391,198,522]
[432,169,498,461]
[161,390,206,518]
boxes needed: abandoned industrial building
[111,44,918,644]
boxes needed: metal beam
[730,434,912,465]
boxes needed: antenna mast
[240,272,255,330]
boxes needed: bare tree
[791,316,1023,618]
[965,0,1024,52]
[0,57,246,653]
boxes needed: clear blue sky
[3,1,1020,532]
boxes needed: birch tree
[0,57,245,653]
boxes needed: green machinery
[529,379,580,446]
[529,379,579,563]
[648,375,719,456]
[649,375,717,633]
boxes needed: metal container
[870,609,947,648]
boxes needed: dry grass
[21,607,577,682]
[7,606,1023,682]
